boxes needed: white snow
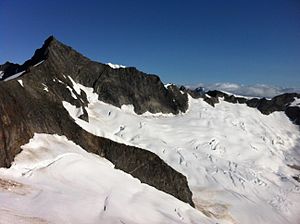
[290,97,300,107]
[164,83,173,89]
[42,83,48,92]
[17,80,23,87]
[0,133,213,224]
[68,76,82,95]
[63,102,83,118]
[56,78,64,84]
[66,86,78,99]
[107,62,126,69]
[0,71,4,79]
[33,60,44,67]
[4,71,25,81]
[62,80,300,224]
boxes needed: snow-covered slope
[0,134,213,224]
[62,78,300,224]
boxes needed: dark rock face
[245,93,300,124]
[0,36,194,206]
[101,141,194,206]
[0,36,51,80]
[181,86,206,99]
[246,93,298,114]
[206,90,227,98]
[285,107,300,125]
[25,37,186,115]
[166,85,189,112]
[0,62,20,80]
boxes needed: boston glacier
[0,36,299,224]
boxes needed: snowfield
[0,134,214,224]
[62,78,300,224]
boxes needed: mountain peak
[39,35,56,50]
[45,35,55,43]
[0,35,63,80]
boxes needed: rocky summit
[0,36,193,206]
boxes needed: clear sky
[1,0,299,87]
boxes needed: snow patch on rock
[4,71,25,81]
[290,97,300,107]
[33,60,44,67]
[17,80,23,87]
[107,62,126,69]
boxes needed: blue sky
[1,0,299,87]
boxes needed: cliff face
[0,36,193,206]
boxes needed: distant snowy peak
[186,82,300,98]
[107,62,126,69]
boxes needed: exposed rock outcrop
[0,37,51,80]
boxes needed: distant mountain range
[186,82,300,98]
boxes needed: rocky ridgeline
[180,87,300,125]
[0,36,193,206]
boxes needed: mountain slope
[0,37,194,206]
[0,134,212,224]
[0,36,187,114]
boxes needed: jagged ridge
[0,36,194,206]
[180,87,300,125]
[0,36,53,80]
